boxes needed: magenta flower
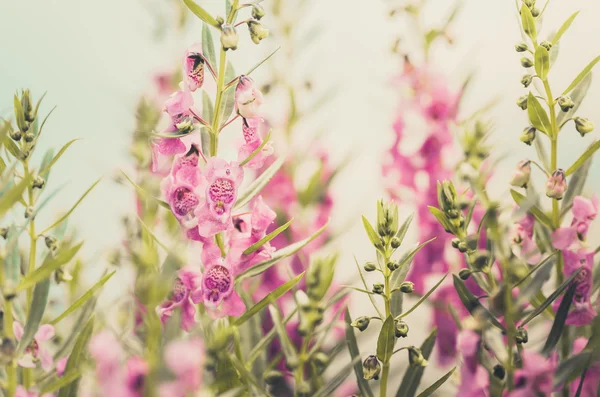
[56,356,68,376]
[195,158,244,237]
[510,212,541,264]
[15,386,54,397]
[169,145,204,187]
[192,255,245,317]
[456,330,489,397]
[161,176,202,229]
[509,351,556,397]
[546,169,567,200]
[183,43,205,92]
[157,268,202,331]
[571,337,600,396]
[159,338,204,397]
[164,89,193,123]
[151,138,186,174]
[552,195,598,249]
[235,75,264,119]
[237,117,273,169]
[125,356,149,396]
[509,160,531,188]
[13,322,54,371]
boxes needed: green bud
[531,7,540,17]
[451,238,461,249]
[248,20,269,45]
[313,352,329,368]
[515,42,529,52]
[220,24,239,51]
[0,227,8,240]
[522,0,534,8]
[437,180,458,213]
[540,41,552,51]
[263,370,284,385]
[33,175,45,189]
[351,316,371,332]
[3,282,16,301]
[24,132,35,143]
[285,356,299,371]
[408,346,428,367]
[390,237,401,249]
[472,250,490,271]
[21,89,34,122]
[24,206,34,219]
[54,268,73,284]
[175,117,194,135]
[387,261,399,271]
[459,268,472,280]
[516,95,528,110]
[516,327,528,344]
[44,235,57,249]
[557,96,575,112]
[372,283,384,294]
[362,355,381,380]
[458,241,468,253]
[297,382,311,397]
[215,16,225,26]
[251,4,266,20]
[394,320,409,338]
[493,364,506,380]
[306,255,336,301]
[520,57,533,68]
[9,129,22,141]
[520,126,536,145]
[521,74,533,87]
[574,117,594,137]
[0,338,15,365]
[364,262,377,272]
[400,281,414,293]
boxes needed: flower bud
[394,320,409,338]
[516,327,528,344]
[313,352,329,368]
[351,316,371,332]
[451,238,461,249]
[472,250,491,272]
[372,283,384,294]
[175,117,194,135]
[24,206,34,219]
[516,95,528,110]
[264,370,283,385]
[21,89,34,122]
[437,180,458,213]
[520,57,533,68]
[509,160,531,188]
[3,282,16,301]
[546,169,567,200]
[362,355,381,380]
[522,0,534,8]
[364,262,377,272]
[459,268,472,280]
[458,241,468,253]
[45,235,57,249]
[0,338,15,365]
[297,381,311,397]
[521,74,533,88]
[285,356,299,371]
[54,268,73,284]
[520,126,536,145]
[515,42,529,52]
[9,129,22,141]
[220,24,239,51]
[215,16,225,26]
[24,132,35,142]
[408,346,428,367]
[400,281,414,293]
[390,237,401,248]
[247,20,269,44]
[251,4,266,20]
[574,117,594,137]
[387,261,399,271]
[0,227,8,240]
[493,364,506,380]
[33,175,45,189]
[557,96,575,112]
[540,41,552,51]
[531,7,540,17]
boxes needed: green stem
[380,250,393,397]
[294,338,310,396]
[25,160,37,311]
[7,362,16,396]
[210,48,227,157]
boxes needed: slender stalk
[380,248,393,397]
[25,160,37,311]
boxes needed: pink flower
[159,339,204,397]
[235,75,264,119]
[89,331,123,383]
[570,337,600,396]
[15,386,54,397]
[13,322,55,371]
[456,330,489,397]
[510,212,541,264]
[509,160,531,188]
[237,117,273,169]
[546,169,567,200]
[509,351,556,397]
[552,195,598,249]
[56,356,68,376]
[195,158,244,237]
[164,89,193,123]
[125,356,149,396]
[161,176,203,229]
[157,269,202,331]
[151,138,186,175]
[183,43,205,92]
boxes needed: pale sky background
[2,0,600,391]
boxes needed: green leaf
[510,189,553,228]
[527,93,552,136]
[558,72,592,128]
[201,23,217,69]
[39,139,80,176]
[377,315,396,362]
[521,4,537,41]
[13,94,26,130]
[0,174,33,219]
[563,55,600,95]
[39,178,102,235]
[513,251,559,289]
[243,216,289,257]
[239,129,272,167]
[562,158,592,216]
[453,275,506,331]
[235,156,284,209]
[246,47,281,76]
[235,222,327,280]
[398,273,447,319]
[516,253,556,307]
[182,0,220,27]
[361,216,381,247]
[415,366,456,397]
[396,238,436,273]
[38,148,55,189]
[554,350,599,388]
[219,62,237,124]
[53,299,96,360]
[268,305,298,362]
[58,316,94,397]
[202,88,214,126]
[15,279,50,356]
[228,354,264,393]
[247,308,297,365]
[234,272,303,326]
[313,357,360,397]
[120,171,170,209]
[345,309,374,397]
[49,271,116,325]
[541,281,578,356]
[535,46,550,80]
[565,140,600,176]
[428,206,453,233]
[354,256,384,318]
[396,328,437,397]
[552,11,579,45]
[40,370,82,394]
[574,365,590,397]
[17,242,84,291]
[4,225,23,285]
[396,213,414,242]
[521,267,582,325]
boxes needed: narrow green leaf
[243,216,292,256]
[202,89,214,126]
[120,171,170,209]
[219,62,237,123]
[527,93,552,136]
[398,273,447,319]
[228,354,264,393]
[554,350,598,388]
[361,216,381,247]
[39,139,80,176]
[38,148,55,189]
[49,271,116,325]
[395,213,414,243]
[396,329,437,397]
[396,238,436,272]
[313,357,360,397]
[0,174,33,219]
[415,366,456,397]
[239,129,272,167]
[53,299,96,360]
[247,308,297,366]
[552,11,579,45]
[513,251,559,289]
[17,242,84,291]
[521,4,537,41]
[563,55,600,95]
[345,309,374,397]
[182,0,220,27]
[16,279,50,355]
[354,256,384,318]
[574,365,589,397]
[541,281,578,356]
[57,316,94,397]
[201,23,217,69]
[39,178,102,235]
[510,189,553,228]
[13,94,26,129]
[516,254,556,307]
[535,46,550,80]
[453,275,506,331]
[40,370,82,394]
[558,72,592,128]
[377,315,396,362]
[565,140,600,176]
[428,206,453,233]
[234,272,303,326]
[235,222,327,280]
[246,47,281,76]
[235,156,284,209]
[268,305,298,362]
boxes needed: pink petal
[39,347,54,371]
[221,291,246,317]
[13,321,24,340]
[180,300,197,332]
[35,324,55,342]
[18,354,36,368]
[551,227,578,250]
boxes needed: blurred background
[1,0,600,388]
